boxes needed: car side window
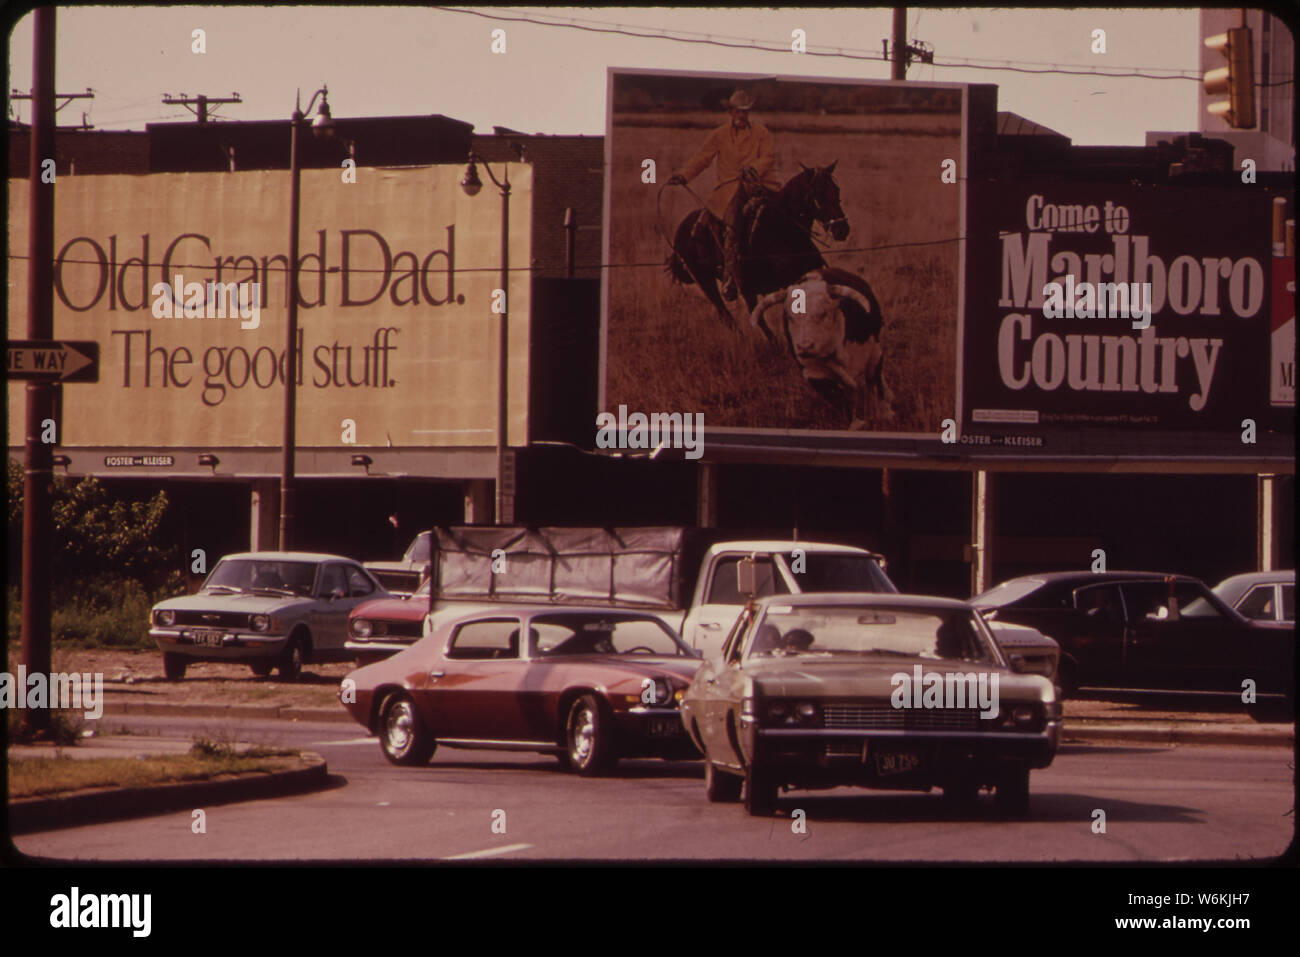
[708,557,789,605]
[1074,584,1124,624]
[447,619,521,660]
[1236,585,1276,621]
[346,565,376,597]
[318,564,347,598]
[1282,584,1295,622]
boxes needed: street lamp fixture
[459,151,515,524]
[350,453,373,474]
[280,85,338,550]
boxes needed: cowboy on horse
[667,89,781,302]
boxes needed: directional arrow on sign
[6,340,99,382]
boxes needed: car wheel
[942,776,980,812]
[1057,657,1078,698]
[162,653,187,681]
[994,765,1031,818]
[379,693,436,766]
[276,635,305,682]
[249,661,273,677]
[743,765,777,816]
[705,761,743,803]
[565,694,616,776]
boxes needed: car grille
[822,705,983,731]
[173,611,251,628]
[381,621,423,639]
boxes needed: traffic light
[1204,27,1256,129]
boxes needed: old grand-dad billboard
[7,166,532,458]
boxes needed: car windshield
[784,554,897,594]
[530,614,687,657]
[205,559,317,596]
[971,579,1043,608]
[746,604,1000,664]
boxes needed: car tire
[378,693,436,766]
[705,761,743,803]
[276,635,305,682]
[942,777,980,813]
[743,765,777,816]
[994,765,1031,818]
[249,661,273,678]
[565,694,617,776]
[162,653,187,681]
[1057,657,1078,699]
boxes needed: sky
[6,6,1205,146]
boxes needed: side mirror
[330,587,346,601]
[737,556,757,598]
[1009,654,1028,674]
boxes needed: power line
[435,6,1211,82]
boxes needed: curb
[95,702,1295,746]
[105,702,350,723]
[8,751,330,836]
[1062,723,1293,748]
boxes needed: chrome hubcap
[571,706,594,763]
[386,701,413,753]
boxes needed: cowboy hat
[727,89,756,110]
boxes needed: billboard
[7,166,532,450]
[963,181,1291,443]
[602,69,966,438]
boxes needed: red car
[347,578,431,664]
[340,606,703,774]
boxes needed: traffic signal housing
[1204,27,1256,129]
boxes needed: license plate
[648,717,682,738]
[189,628,225,647]
[874,751,921,776]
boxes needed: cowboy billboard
[602,69,967,438]
[963,180,1291,441]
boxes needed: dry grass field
[606,109,961,434]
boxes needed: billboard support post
[20,5,56,737]
[970,469,994,596]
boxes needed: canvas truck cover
[431,526,696,610]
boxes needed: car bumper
[741,720,1061,788]
[152,628,290,661]
[612,707,700,759]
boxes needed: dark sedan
[681,593,1060,817]
[972,571,1294,700]
[341,606,703,774]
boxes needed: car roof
[704,541,879,556]
[752,592,974,611]
[1215,570,1295,588]
[217,551,360,563]
[990,571,1205,587]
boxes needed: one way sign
[6,340,99,382]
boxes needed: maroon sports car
[340,605,703,774]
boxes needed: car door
[308,563,355,653]
[1068,582,1128,682]
[687,554,788,658]
[1120,580,1240,690]
[421,617,533,741]
[697,606,756,769]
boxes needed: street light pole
[280,87,334,551]
[461,153,513,525]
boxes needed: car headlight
[768,701,790,722]
[1012,705,1037,728]
[796,702,819,724]
[154,609,175,627]
[250,614,271,633]
[352,618,373,639]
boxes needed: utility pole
[9,86,93,128]
[892,7,907,80]
[162,92,242,123]
[21,6,56,737]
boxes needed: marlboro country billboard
[6,166,532,449]
[963,181,1290,436]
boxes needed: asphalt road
[13,713,1294,863]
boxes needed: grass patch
[8,750,301,799]
[7,575,184,650]
[7,706,87,746]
